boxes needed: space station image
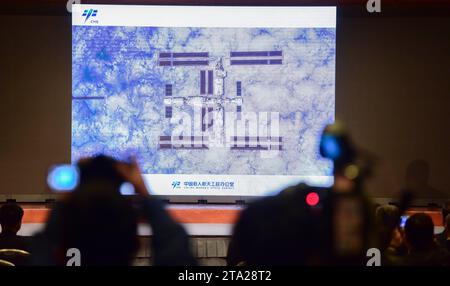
[158,50,284,155]
[72,26,335,175]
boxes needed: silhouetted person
[374,205,406,266]
[437,214,450,252]
[31,155,196,266]
[402,213,450,266]
[227,184,330,266]
[405,160,447,199]
[0,203,30,251]
[375,205,401,251]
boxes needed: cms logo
[82,9,98,22]
[171,181,181,189]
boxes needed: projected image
[72,7,336,197]
[72,26,335,176]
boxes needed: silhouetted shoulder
[228,184,329,266]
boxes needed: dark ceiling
[1,0,449,16]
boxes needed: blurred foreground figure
[31,155,196,266]
[228,121,381,266]
[227,184,329,266]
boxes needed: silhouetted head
[0,203,24,234]
[404,213,434,252]
[375,205,401,250]
[228,185,330,266]
[58,155,138,265]
[405,160,430,187]
[375,205,400,229]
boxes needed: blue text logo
[82,9,98,23]
[171,181,181,189]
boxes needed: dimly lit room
[0,0,449,278]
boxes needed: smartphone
[400,215,409,228]
[47,163,135,195]
[47,164,80,192]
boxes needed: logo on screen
[171,181,181,189]
[82,9,98,23]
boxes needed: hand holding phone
[48,156,149,197]
[115,157,150,197]
[400,215,409,228]
[47,165,79,192]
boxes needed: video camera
[319,121,377,265]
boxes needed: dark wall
[0,11,449,199]
[336,15,450,198]
[0,15,71,196]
